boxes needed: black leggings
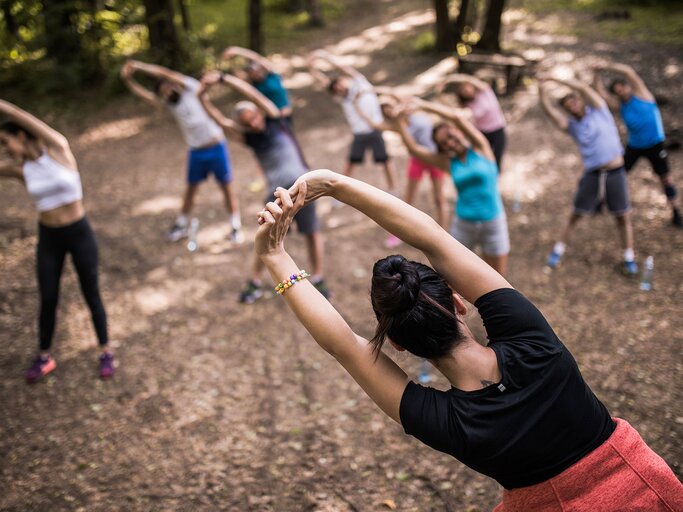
[483,127,507,172]
[37,217,108,351]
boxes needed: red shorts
[407,157,443,181]
[494,418,683,512]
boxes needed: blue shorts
[187,141,232,185]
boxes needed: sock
[553,242,566,256]
[231,212,242,230]
[624,248,635,262]
[176,214,189,227]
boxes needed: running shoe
[99,352,115,379]
[25,355,56,383]
[673,208,682,228]
[384,235,402,249]
[239,280,264,304]
[623,260,639,276]
[546,250,562,269]
[230,227,245,244]
[312,279,331,299]
[166,222,188,242]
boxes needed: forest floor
[1,1,682,510]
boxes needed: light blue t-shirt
[254,72,291,110]
[408,113,437,152]
[620,96,665,149]
[567,106,623,171]
[450,148,502,222]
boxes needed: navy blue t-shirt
[399,288,615,489]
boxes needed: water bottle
[418,359,431,384]
[511,189,522,213]
[639,256,653,291]
[187,218,200,252]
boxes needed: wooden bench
[458,53,530,96]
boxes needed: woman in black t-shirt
[254,170,682,511]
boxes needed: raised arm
[120,61,162,108]
[0,100,71,157]
[413,97,494,161]
[222,46,274,73]
[592,70,620,111]
[600,62,653,101]
[257,185,409,423]
[436,73,489,95]
[538,82,570,131]
[198,72,245,142]
[394,114,447,170]
[550,77,605,109]
[220,73,280,119]
[290,171,511,305]
[308,50,363,80]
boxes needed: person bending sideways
[392,97,510,277]
[222,46,293,120]
[0,99,114,382]
[594,62,682,228]
[437,73,507,172]
[198,71,330,303]
[306,50,397,194]
[539,76,638,274]
[120,60,243,243]
[254,170,683,511]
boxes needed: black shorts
[624,142,669,177]
[266,186,320,234]
[349,130,389,164]
[573,166,631,216]
[482,127,506,171]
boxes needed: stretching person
[306,50,397,193]
[594,63,682,228]
[199,71,329,303]
[540,76,638,274]
[392,97,509,277]
[222,46,293,119]
[120,60,243,243]
[437,74,507,171]
[255,171,683,511]
[0,100,114,382]
[369,91,448,248]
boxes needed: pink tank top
[467,87,506,133]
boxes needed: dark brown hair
[0,121,36,141]
[370,255,463,359]
[431,121,450,153]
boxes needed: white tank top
[23,153,83,212]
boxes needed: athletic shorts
[349,130,389,164]
[187,141,232,185]
[573,166,630,216]
[266,185,320,235]
[624,142,669,177]
[482,127,506,172]
[450,213,509,256]
[407,157,444,181]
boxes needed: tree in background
[143,0,184,67]
[249,0,263,53]
[478,0,506,52]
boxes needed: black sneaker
[673,208,682,228]
[239,280,263,304]
[312,279,331,299]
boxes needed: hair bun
[371,254,421,316]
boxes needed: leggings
[483,127,507,171]
[37,217,107,351]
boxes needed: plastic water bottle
[418,359,432,384]
[187,218,199,252]
[511,189,522,213]
[639,256,653,291]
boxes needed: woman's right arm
[436,73,489,95]
[538,82,570,131]
[0,99,70,153]
[222,46,275,73]
[394,116,448,170]
[290,171,511,304]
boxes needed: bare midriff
[38,200,85,227]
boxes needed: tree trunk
[307,0,324,27]
[177,0,191,31]
[143,0,182,67]
[41,1,81,63]
[452,0,470,42]
[478,0,506,52]
[289,0,305,13]
[248,0,262,53]
[433,0,455,52]
[1,0,18,37]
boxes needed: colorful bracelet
[275,270,311,295]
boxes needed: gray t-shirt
[244,118,307,193]
[168,77,224,149]
[408,112,436,153]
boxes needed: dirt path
[1,4,682,511]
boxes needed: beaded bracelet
[274,270,311,295]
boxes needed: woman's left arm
[256,186,409,423]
